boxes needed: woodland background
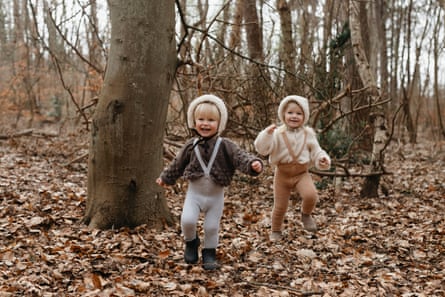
[0,0,444,296]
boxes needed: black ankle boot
[202,248,219,270]
[184,237,200,264]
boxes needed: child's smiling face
[283,102,304,129]
[194,103,220,137]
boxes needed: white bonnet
[277,95,310,125]
[187,94,228,134]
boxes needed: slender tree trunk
[389,2,402,114]
[375,0,389,99]
[296,0,314,94]
[215,3,229,61]
[343,0,368,138]
[349,1,378,95]
[277,0,295,93]
[433,10,445,138]
[242,0,269,127]
[229,0,243,50]
[349,0,387,198]
[403,0,418,143]
[243,0,263,61]
[85,0,176,229]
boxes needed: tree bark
[433,9,445,138]
[242,0,269,127]
[229,0,243,50]
[85,0,176,229]
[375,0,389,99]
[349,0,387,198]
[242,0,263,61]
[403,0,417,143]
[277,0,295,93]
[349,1,378,96]
[296,0,314,94]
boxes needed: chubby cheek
[206,122,218,131]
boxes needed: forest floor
[0,127,444,297]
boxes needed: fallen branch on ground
[0,129,58,139]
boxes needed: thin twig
[63,152,89,167]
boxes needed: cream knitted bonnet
[186,94,228,134]
[277,95,310,126]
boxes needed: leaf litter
[0,134,444,296]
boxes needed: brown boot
[302,214,317,232]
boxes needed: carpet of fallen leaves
[0,130,444,297]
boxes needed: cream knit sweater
[254,125,331,170]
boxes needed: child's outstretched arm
[223,139,263,176]
[156,138,194,187]
[254,124,277,156]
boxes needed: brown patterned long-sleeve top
[159,136,262,187]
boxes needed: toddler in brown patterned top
[157,94,262,269]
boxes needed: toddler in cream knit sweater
[254,95,330,240]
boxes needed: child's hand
[251,160,263,173]
[156,178,167,188]
[318,157,330,169]
[265,124,277,134]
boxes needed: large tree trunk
[84,0,176,229]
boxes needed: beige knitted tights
[271,162,318,232]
